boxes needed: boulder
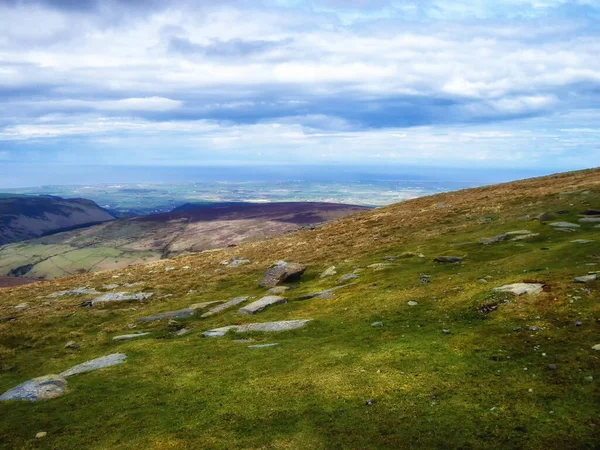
[59,353,127,378]
[203,319,312,337]
[434,256,464,263]
[549,222,580,228]
[259,262,307,288]
[90,292,153,306]
[113,332,151,341]
[0,375,67,402]
[201,296,250,318]
[493,283,544,296]
[238,296,287,315]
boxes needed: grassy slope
[0,168,599,449]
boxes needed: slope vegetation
[0,169,599,449]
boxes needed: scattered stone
[103,284,120,290]
[583,209,600,216]
[383,256,399,262]
[442,329,451,334]
[434,256,464,263]
[59,353,127,378]
[320,266,337,278]
[592,344,600,351]
[371,321,384,327]
[201,296,250,318]
[555,228,576,233]
[259,262,307,288]
[585,376,594,381]
[574,274,597,283]
[267,286,290,295]
[571,239,594,244]
[48,287,100,298]
[137,308,197,323]
[575,321,583,327]
[479,279,489,284]
[537,212,555,221]
[407,301,419,306]
[248,343,279,349]
[0,375,67,402]
[548,364,558,371]
[189,301,224,310]
[513,326,522,332]
[238,296,287,315]
[529,326,540,331]
[232,339,254,343]
[512,233,539,241]
[165,267,175,272]
[421,274,431,283]
[549,222,580,228]
[298,284,355,300]
[228,258,251,268]
[64,341,80,350]
[493,283,544,296]
[36,432,47,439]
[90,292,153,306]
[481,218,493,223]
[579,217,600,223]
[174,328,190,336]
[113,332,151,341]
[203,319,312,337]
[365,399,376,406]
[123,282,145,288]
[339,274,360,282]
[14,302,29,310]
[367,263,390,269]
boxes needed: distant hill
[0,195,115,246]
[0,201,370,279]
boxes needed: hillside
[0,195,115,246]
[0,202,369,280]
[0,168,599,449]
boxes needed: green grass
[0,172,599,449]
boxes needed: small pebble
[548,364,558,370]
[442,329,451,334]
[575,321,583,327]
[371,322,384,328]
[35,432,47,439]
[365,399,376,406]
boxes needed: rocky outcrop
[259,262,307,288]
[0,375,68,402]
[59,354,127,378]
[203,319,312,337]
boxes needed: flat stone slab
[137,309,196,323]
[113,332,151,341]
[434,256,464,263]
[0,375,68,402]
[339,274,360,282]
[201,296,250,318]
[298,284,356,300]
[480,231,534,245]
[203,319,312,337]
[574,274,598,283]
[228,258,251,268]
[320,266,337,277]
[59,353,127,378]
[259,262,307,288]
[91,292,153,306]
[103,284,120,290]
[550,222,580,228]
[189,301,224,310]
[579,217,600,223]
[493,283,544,296]
[267,286,290,295]
[248,343,279,349]
[238,296,287,315]
[48,287,100,298]
[571,239,594,244]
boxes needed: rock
[59,353,127,378]
[14,302,29,310]
[339,274,360,282]
[592,344,600,351]
[407,301,419,306]
[367,263,390,269]
[298,284,355,300]
[36,432,47,439]
[188,301,224,310]
[574,274,597,283]
[48,287,100,298]
[238,296,287,315]
[371,321,384,327]
[259,262,307,288]
[421,275,431,283]
[537,212,555,221]
[556,210,570,214]
[579,217,600,223]
[585,376,594,381]
[175,328,190,336]
[571,239,594,244]
[575,321,583,327]
[203,319,312,337]
[512,233,540,241]
[64,341,80,349]
[0,375,67,402]
[480,234,510,245]
[548,364,558,370]
[228,258,251,268]
[434,256,464,263]
[481,218,493,223]
[384,256,399,262]
[113,332,151,341]
[320,266,337,278]
[267,286,290,295]
[201,296,250,318]
[165,267,175,272]
[365,399,376,406]
[442,329,451,334]
[103,284,119,290]
[137,308,198,323]
[583,209,600,216]
[493,283,544,296]
[549,222,580,228]
[90,292,153,306]
[248,343,279,349]
[123,282,145,288]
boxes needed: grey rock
[298,284,355,300]
[188,301,224,311]
[228,258,251,268]
[434,256,464,263]
[575,321,583,327]
[320,266,337,278]
[371,321,384,327]
[137,309,196,323]
[549,222,580,228]
[267,286,290,295]
[248,343,279,349]
[103,284,120,290]
[384,256,399,262]
[174,328,190,336]
[36,432,47,439]
[259,262,307,288]
[592,344,600,351]
[201,296,250,318]
[571,239,594,244]
[91,292,153,306]
[0,375,68,402]
[585,376,594,381]
[493,283,544,296]
[64,341,80,349]
[579,217,600,223]
[238,296,287,315]
[548,364,558,370]
[14,302,29,310]
[123,282,145,288]
[113,332,151,341]
[340,273,360,282]
[537,212,555,221]
[529,326,540,331]
[48,287,100,298]
[367,263,391,269]
[512,233,539,241]
[59,353,127,378]
[203,319,312,337]
[574,274,597,283]
[365,399,376,406]
[407,301,419,306]
[442,329,451,334]
[232,339,254,343]
[582,209,600,216]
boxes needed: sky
[1,0,600,182]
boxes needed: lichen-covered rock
[201,296,250,318]
[137,309,196,323]
[493,283,544,296]
[113,332,151,341]
[320,266,337,278]
[238,296,287,315]
[90,292,153,306]
[549,222,580,228]
[259,262,306,288]
[0,375,67,402]
[203,319,312,337]
[59,353,127,378]
[47,287,100,298]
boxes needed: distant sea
[2,164,556,214]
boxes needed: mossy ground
[0,169,599,449]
